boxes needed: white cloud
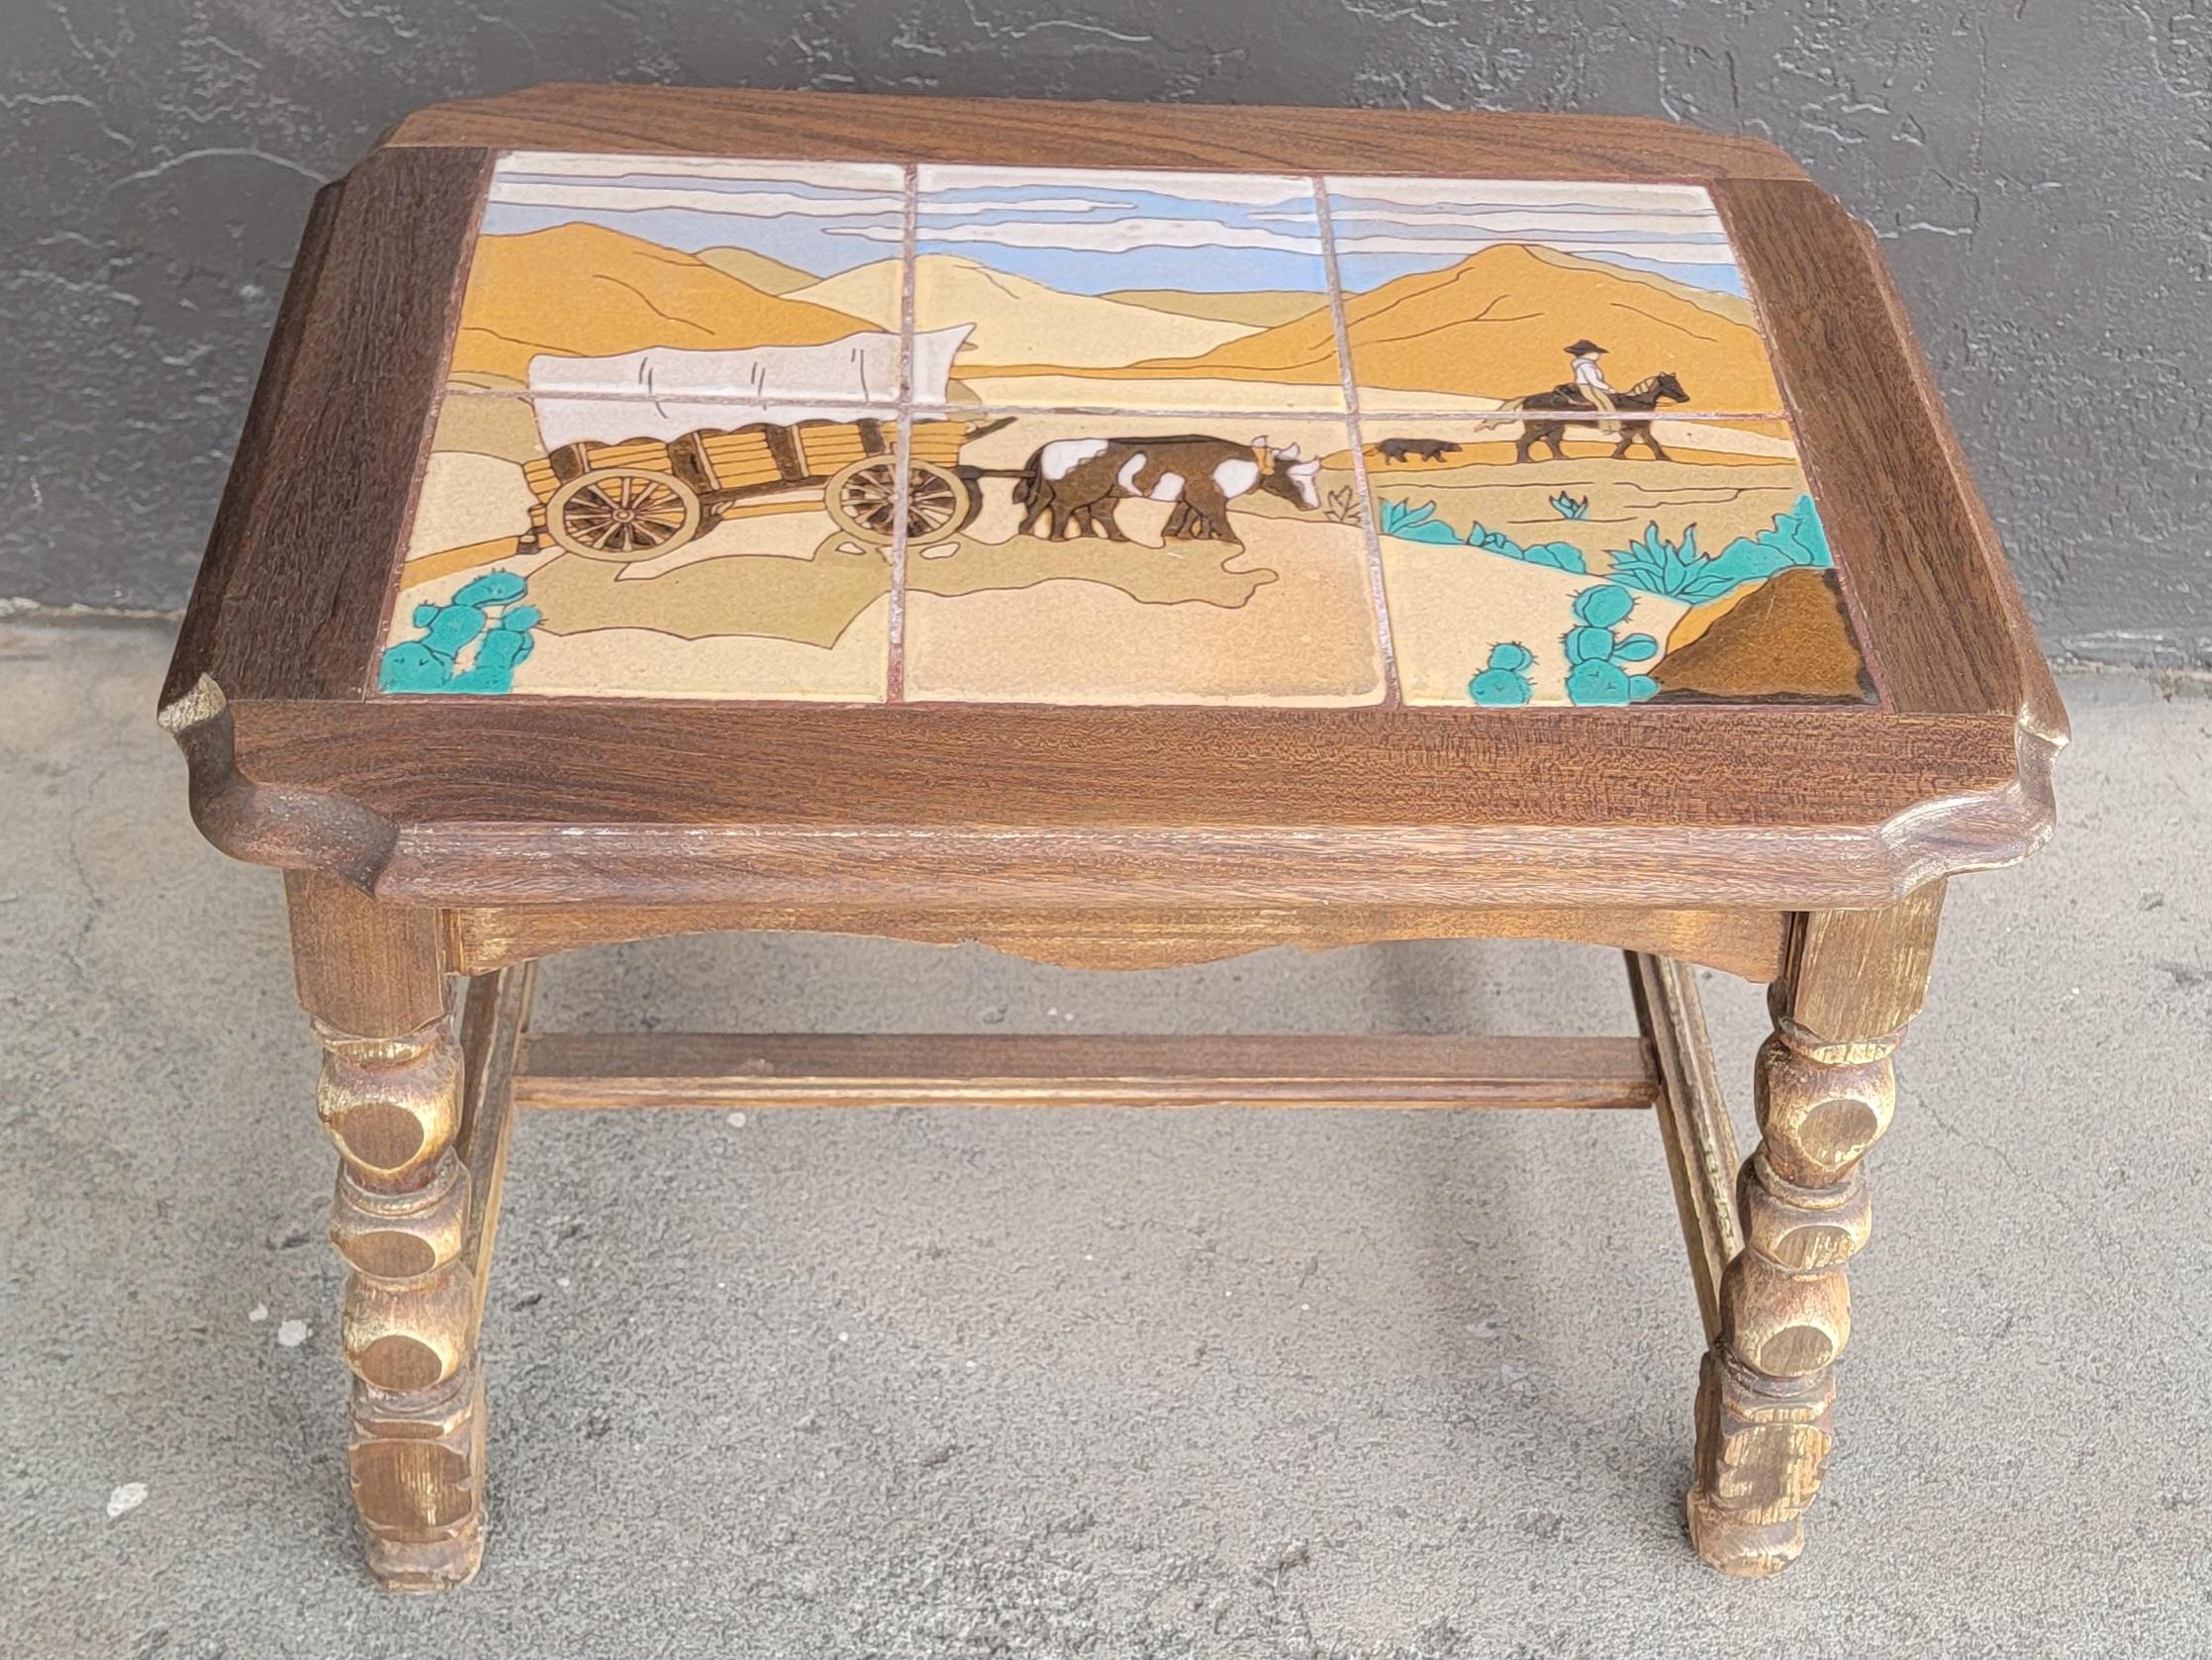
[1329,176,1717,214]
[491,182,1142,222]
[848,217,1324,254]
[916,197,1139,217]
[491,181,907,217]
[1308,207,1727,239]
[501,152,903,189]
[919,163,1313,208]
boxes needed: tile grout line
[886,162,919,704]
[1314,175,1401,708]
[444,383,1783,425]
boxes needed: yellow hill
[1102,244,1782,411]
[796,254,1260,368]
[1101,288,1327,329]
[693,245,818,294]
[782,258,903,328]
[453,224,876,380]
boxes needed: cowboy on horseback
[1506,361,1690,463]
[1563,340,1620,433]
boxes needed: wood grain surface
[165,146,490,707]
[162,88,2062,914]
[446,901,1792,979]
[383,85,1812,180]
[1712,179,2043,722]
[512,1031,1662,1112]
[200,694,2049,910]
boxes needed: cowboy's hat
[1564,340,1607,355]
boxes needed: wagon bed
[520,415,978,558]
[513,329,985,560]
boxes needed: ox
[1011,436,1323,548]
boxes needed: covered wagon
[516,328,987,560]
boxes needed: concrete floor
[4,620,2209,1659]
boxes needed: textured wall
[4,1,2204,661]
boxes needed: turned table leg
[286,872,503,1590]
[1685,885,1945,1577]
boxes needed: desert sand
[1343,446,1848,705]
[1379,537,1692,705]
[1357,447,1812,551]
[904,412,1382,704]
[904,540,1383,706]
[389,392,1839,709]
[794,254,1261,369]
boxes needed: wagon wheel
[545,467,703,562]
[822,458,976,547]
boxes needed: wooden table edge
[371,85,1815,181]
[156,90,2064,919]
[162,677,2057,913]
[1844,211,2068,747]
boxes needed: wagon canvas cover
[527,327,973,449]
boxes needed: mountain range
[797,254,1260,366]
[452,224,874,381]
[451,224,1782,411]
[1119,244,1781,409]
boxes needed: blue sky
[1324,177,1746,296]
[484,155,904,275]
[481,155,1748,298]
[910,165,1330,297]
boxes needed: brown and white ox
[1011,435,1323,547]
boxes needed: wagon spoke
[908,469,960,532]
[837,462,902,536]
[547,465,703,561]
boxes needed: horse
[1505,371,1689,462]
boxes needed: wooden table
[163,86,2064,1589]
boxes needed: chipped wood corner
[160,681,402,895]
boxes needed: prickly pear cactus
[378,570,542,695]
[1561,584,1660,705]
[1468,641,1535,706]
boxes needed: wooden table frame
[164,88,2064,1590]
[284,872,1945,1588]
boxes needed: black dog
[1374,438,1463,464]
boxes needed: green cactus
[1561,584,1659,705]
[1605,498,1832,603]
[378,570,540,695]
[1468,640,1535,706]
[1464,520,1585,571]
[1380,498,1457,541]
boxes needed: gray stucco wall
[4,2,2204,662]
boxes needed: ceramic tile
[375,392,897,700]
[455,153,908,405]
[380,151,1885,709]
[911,165,1343,414]
[1362,419,1872,706]
[1325,177,1787,420]
[900,415,1385,705]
